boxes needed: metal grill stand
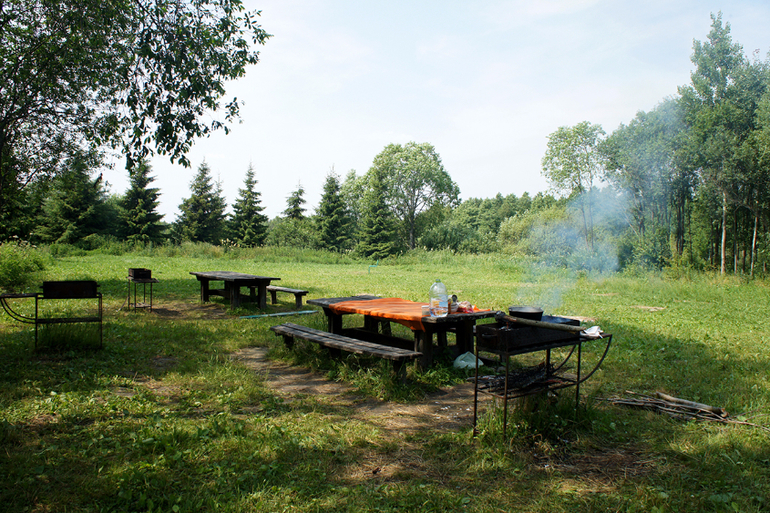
[472,314,612,437]
[127,269,158,311]
[1,281,103,349]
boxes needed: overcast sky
[101,0,770,221]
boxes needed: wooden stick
[655,392,727,417]
[494,313,586,333]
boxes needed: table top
[307,295,380,307]
[308,295,498,328]
[190,271,280,282]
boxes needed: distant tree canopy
[542,121,606,248]
[283,183,307,220]
[316,171,352,252]
[0,0,269,236]
[599,12,770,275]
[174,162,227,244]
[120,160,165,244]
[368,142,460,249]
[229,164,268,247]
[5,11,770,277]
[34,155,111,245]
[356,168,396,259]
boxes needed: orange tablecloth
[329,297,427,330]
[328,297,488,331]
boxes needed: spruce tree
[121,160,164,244]
[35,157,109,245]
[316,171,351,252]
[230,163,268,246]
[283,183,306,220]
[356,168,396,259]
[175,161,227,244]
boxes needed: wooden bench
[269,322,421,378]
[266,286,309,308]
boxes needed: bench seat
[270,322,421,377]
[266,286,309,308]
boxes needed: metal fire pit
[472,312,612,437]
[476,315,580,353]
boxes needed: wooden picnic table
[189,271,280,310]
[307,295,498,367]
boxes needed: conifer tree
[316,171,352,251]
[283,183,306,220]
[175,161,227,244]
[35,156,109,245]
[356,168,396,259]
[121,160,164,243]
[230,163,268,246]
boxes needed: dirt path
[143,300,481,434]
[232,346,480,436]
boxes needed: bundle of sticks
[603,391,770,432]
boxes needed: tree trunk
[720,190,727,275]
[733,210,738,275]
[751,209,758,278]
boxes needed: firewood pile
[602,391,770,432]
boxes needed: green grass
[1,250,770,511]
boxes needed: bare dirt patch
[142,300,230,320]
[230,348,658,488]
[232,346,479,435]
[631,305,666,312]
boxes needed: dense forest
[3,13,770,276]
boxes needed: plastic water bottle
[429,279,448,317]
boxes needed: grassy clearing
[1,251,769,512]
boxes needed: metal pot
[507,306,543,321]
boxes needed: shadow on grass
[2,283,770,511]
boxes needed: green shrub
[46,243,87,257]
[0,239,48,292]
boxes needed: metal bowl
[507,306,543,321]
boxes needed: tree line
[3,7,769,276]
[538,13,770,276]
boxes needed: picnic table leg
[436,329,448,348]
[229,283,241,309]
[454,319,475,354]
[363,316,392,335]
[414,330,433,368]
[363,315,378,332]
[324,310,343,334]
[199,278,210,303]
[256,284,268,310]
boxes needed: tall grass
[0,239,48,292]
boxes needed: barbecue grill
[472,310,612,436]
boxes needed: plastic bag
[453,351,479,369]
